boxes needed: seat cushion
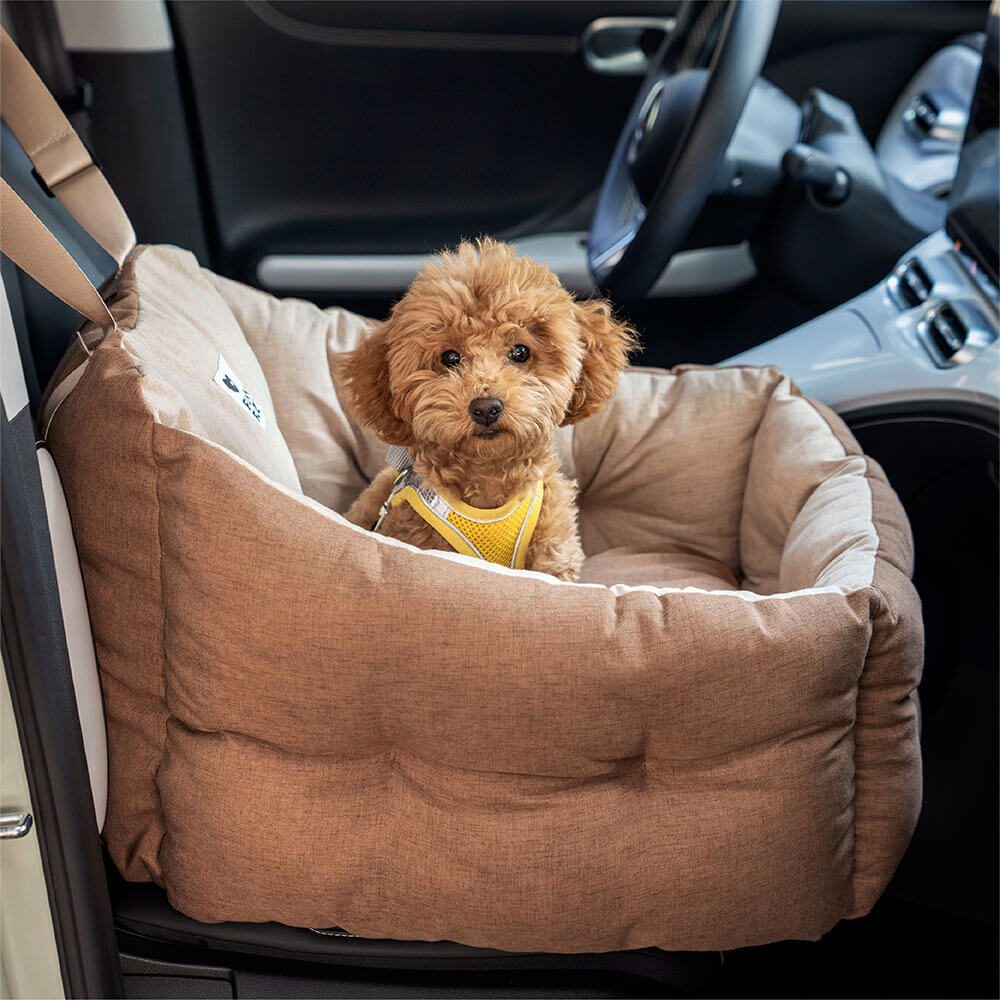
[580,547,740,590]
[44,244,923,954]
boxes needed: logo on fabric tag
[213,355,266,429]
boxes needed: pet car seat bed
[42,245,922,954]
[3,33,922,956]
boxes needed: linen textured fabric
[45,244,923,953]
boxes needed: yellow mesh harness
[372,447,544,570]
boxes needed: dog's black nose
[469,397,504,427]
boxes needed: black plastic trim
[160,5,224,270]
[108,869,719,989]
[0,399,123,999]
[841,397,1000,434]
[114,926,719,991]
[245,0,578,51]
[67,51,211,265]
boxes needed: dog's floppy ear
[561,299,638,425]
[333,323,414,446]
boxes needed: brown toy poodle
[334,238,636,581]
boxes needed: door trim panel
[256,234,756,298]
[245,0,578,53]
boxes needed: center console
[728,0,999,428]
[727,228,998,422]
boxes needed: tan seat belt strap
[1,29,135,268]
[1,179,115,330]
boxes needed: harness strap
[374,455,544,570]
[1,29,135,268]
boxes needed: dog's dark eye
[509,344,531,364]
[440,350,461,368]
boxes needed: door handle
[0,811,33,839]
[580,16,676,76]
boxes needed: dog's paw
[551,565,581,583]
[528,541,584,583]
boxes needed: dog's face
[335,239,636,462]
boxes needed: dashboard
[730,7,999,424]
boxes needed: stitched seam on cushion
[848,463,921,917]
[147,412,171,875]
[798,391,881,912]
[56,325,170,877]
[395,744,647,785]
[850,472,879,912]
[112,270,171,877]
[798,394,882,597]
[55,257,167,878]
[40,250,166,880]
[645,716,854,774]
[165,715,385,761]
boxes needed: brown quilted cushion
[45,245,922,952]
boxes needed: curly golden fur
[334,238,637,580]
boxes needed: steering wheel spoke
[588,0,781,300]
[590,185,645,282]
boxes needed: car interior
[0,1,997,998]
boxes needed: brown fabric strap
[1,29,135,267]
[1,179,115,329]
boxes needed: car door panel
[168,1,676,282]
[69,0,989,303]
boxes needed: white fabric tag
[213,354,266,430]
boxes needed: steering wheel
[588,0,781,301]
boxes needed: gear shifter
[781,143,851,205]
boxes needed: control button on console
[903,92,939,137]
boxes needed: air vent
[926,303,968,360]
[891,258,933,308]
